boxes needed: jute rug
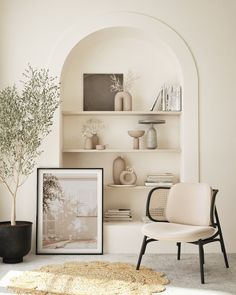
[8,261,169,295]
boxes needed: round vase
[84,137,93,149]
[113,156,126,184]
[120,170,137,185]
[92,134,99,149]
[147,124,157,149]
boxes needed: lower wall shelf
[105,185,156,190]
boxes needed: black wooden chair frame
[136,186,229,284]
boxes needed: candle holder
[138,119,165,149]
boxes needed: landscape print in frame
[36,168,103,254]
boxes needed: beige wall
[0,0,236,252]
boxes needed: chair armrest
[146,186,170,222]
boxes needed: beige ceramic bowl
[128,130,145,138]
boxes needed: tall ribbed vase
[113,156,126,184]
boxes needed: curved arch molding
[49,12,199,182]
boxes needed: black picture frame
[36,168,103,255]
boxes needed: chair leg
[177,242,181,260]
[219,231,229,268]
[136,236,147,270]
[198,240,205,284]
[215,209,229,268]
[202,245,205,264]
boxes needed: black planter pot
[0,221,32,263]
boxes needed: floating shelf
[62,111,181,116]
[62,148,181,153]
[105,185,161,190]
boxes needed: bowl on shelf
[128,130,145,138]
[128,130,145,149]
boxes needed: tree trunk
[11,197,16,226]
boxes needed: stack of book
[144,173,174,187]
[104,209,132,222]
[150,84,182,112]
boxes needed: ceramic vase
[120,170,137,185]
[123,91,132,111]
[84,137,93,149]
[113,156,126,184]
[147,124,157,149]
[114,91,132,111]
[114,92,123,111]
[92,134,99,149]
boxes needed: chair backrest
[166,183,212,226]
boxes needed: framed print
[36,168,103,254]
[83,73,123,111]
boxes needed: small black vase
[0,221,32,263]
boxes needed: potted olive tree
[0,65,60,263]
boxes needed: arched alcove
[47,11,199,253]
[61,26,182,111]
[49,12,199,183]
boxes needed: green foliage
[0,65,60,196]
[43,174,64,212]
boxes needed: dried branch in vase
[110,70,139,93]
[81,119,105,138]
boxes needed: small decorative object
[110,71,139,111]
[84,137,93,149]
[0,65,60,263]
[120,167,137,185]
[113,156,126,184]
[92,134,99,148]
[37,168,103,254]
[81,118,104,149]
[96,144,106,150]
[83,73,123,111]
[139,119,165,149]
[128,130,145,149]
[147,124,157,149]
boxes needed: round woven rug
[8,261,169,295]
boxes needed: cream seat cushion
[142,222,217,243]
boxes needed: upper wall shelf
[63,148,181,153]
[62,111,181,116]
